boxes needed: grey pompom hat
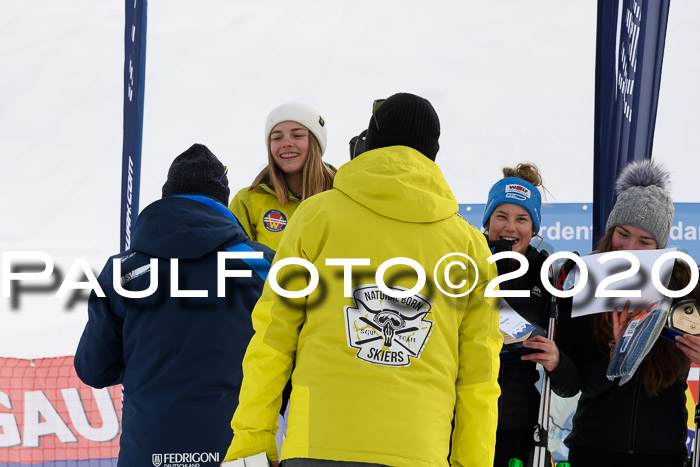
[605,159,674,248]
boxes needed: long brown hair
[592,228,695,396]
[250,131,335,205]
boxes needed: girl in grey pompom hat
[604,159,674,249]
[555,160,700,466]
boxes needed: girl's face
[269,121,310,176]
[487,203,534,255]
[611,224,658,251]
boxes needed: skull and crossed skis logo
[344,284,434,367]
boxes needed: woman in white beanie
[229,101,335,250]
[552,159,700,466]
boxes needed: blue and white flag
[120,0,148,252]
[593,0,670,247]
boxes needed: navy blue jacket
[75,195,274,467]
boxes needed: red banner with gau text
[0,356,121,466]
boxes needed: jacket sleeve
[223,224,308,462]
[450,236,503,467]
[576,351,617,397]
[548,349,580,397]
[549,347,614,398]
[229,189,256,241]
[74,260,125,388]
[548,296,582,397]
[551,297,617,398]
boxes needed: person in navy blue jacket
[74,144,274,467]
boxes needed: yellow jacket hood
[334,146,458,223]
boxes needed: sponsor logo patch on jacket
[263,209,287,232]
[531,285,542,298]
[344,284,434,367]
[152,452,219,466]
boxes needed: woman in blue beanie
[482,162,572,466]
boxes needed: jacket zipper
[498,362,504,419]
[627,375,642,453]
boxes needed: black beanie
[364,92,440,161]
[162,143,230,205]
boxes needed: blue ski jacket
[75,195,274,467]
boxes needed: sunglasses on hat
[372,99,386,132]
[349,99,386,160]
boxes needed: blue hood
[132,195,248,259]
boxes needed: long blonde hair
[250,131,335,205]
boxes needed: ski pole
[530,311,555,467]
[692,376,700,467]
[530,257,570,467]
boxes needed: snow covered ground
[1,1,699,358]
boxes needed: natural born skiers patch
[345,284,434,367]
[263,209,287,232]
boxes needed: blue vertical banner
[593,0,670,247]
[120,0,148,252]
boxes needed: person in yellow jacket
[224,93,502,467]
[229,101,335,250]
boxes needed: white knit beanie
[264,101,327,155]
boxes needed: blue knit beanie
[482,177,542,232]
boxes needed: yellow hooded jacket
[229,184,300,250]
[225,146,502,467]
